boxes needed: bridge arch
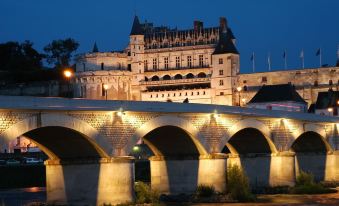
[124,115,208,156]
[0,113,110,159]
[287,123,330,151]
[219,119,277,154]
[291,130,332,182]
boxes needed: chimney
[219,17,227,31]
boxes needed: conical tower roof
[92,42,99,53]
[130,16,143,35]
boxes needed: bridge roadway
[0,96,338,205]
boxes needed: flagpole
[252,52,255,73]
[268,52,271,71]
[319,48,322,67]
[284,50,287,69]
[301,49,305,69]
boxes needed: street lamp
[63,69,73,97]
[103,84,109,100]
[236,86,242,106]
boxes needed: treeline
[0,38,79,83]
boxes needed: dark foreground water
[0,187,46,206]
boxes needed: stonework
[74,16,338,108]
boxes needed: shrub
[195,185,216,198]
[134,182,160,204]
[291,171,337,194]
[227,164,255,202]
[296,171,314,186]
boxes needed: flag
[250,52,255,61]
[316,48,321,56]
[300,49,304,59]
[267,52,271,71]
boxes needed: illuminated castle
[74,16,338,109]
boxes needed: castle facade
[74,16,338,107]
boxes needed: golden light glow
[236,86,242,92]
[211,110,219,119]
[117,108,125,117]
[63,70,73,78]
[241,98,246,103]
[103,84,109,90]
[328,108,333,112]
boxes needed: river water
[0,187,46,206]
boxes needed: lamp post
[103,84,109,100]
[236,86,242,106]
[63,69,73,97]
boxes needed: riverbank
[0,187,338,206]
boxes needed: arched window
[186,73,194,79]
[197,72,207,78]
[163,75,171,80]
[174,74,183,79]
[151,76,160,81]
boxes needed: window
[101,63,104,70]
[164,57,169,69]
[186,73,194,79]
[187,56,192,68]
[219,58,223,64]
[144,60,148,70]
[199,55,204,67]
[329,80,333,85]
[175,56,180,68]
[220,92,224,95]
[219,70,224,75]
[197,92,199,95]
[101,84,106,96]
[261,76,267,83]
[203,91,206,95]
[150,95,152,98]
[219,80,224,86]
[314,81,318,87]
[162,94,164,97]
[153,58,157,70]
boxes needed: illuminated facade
[74,16,239,105]
[74,16,338,107]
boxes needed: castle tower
[129,16,145,100]
[211,17,239,106]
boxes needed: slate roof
[315,90,339,109]
[130,16,143,35]
[212,29,239,55]
[248,84,307,104]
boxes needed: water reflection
[0,187,46,206]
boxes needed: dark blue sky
[1,0,338,73]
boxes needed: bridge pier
[227,152,295,188]
[150,154,227,194]
[45,157,135,206]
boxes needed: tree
[0,41,43,71]
[43,38,79,68]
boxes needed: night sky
[1,0,339,73]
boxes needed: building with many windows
[74,16,338,107]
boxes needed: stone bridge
[0,96,338,205]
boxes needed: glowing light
[63,70,73,78]
[103,84,109,90]
[212,110,219,118]
[133,146,140,152]
[328,108,333,112]
[241,98,246,103]
[116,108,125,117]
[236,86,242,92]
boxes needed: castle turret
[211,19,240,105]
[129,16,145,100]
